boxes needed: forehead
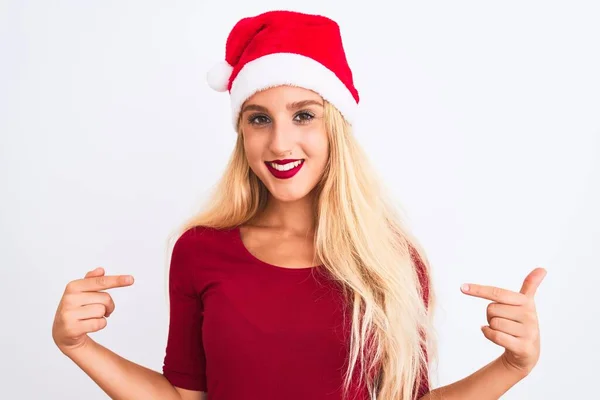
[243,85,323,107]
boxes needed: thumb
[84,267,105,279]
[519,267,547,297]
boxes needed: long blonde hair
[164,99,438,400]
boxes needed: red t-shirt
[162,226,430,399]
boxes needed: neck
[253,192,317,235]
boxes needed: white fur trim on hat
[229,53,358,128]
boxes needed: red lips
[264,159,304,179]
[267,159,301,165]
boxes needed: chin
[252,164,321,203]
[260,173,315,202]
[266,185,312,203]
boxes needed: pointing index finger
[461,283,527,305]
[69,275,134,292]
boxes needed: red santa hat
[206,10,360,128]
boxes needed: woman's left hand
[461,267,547,377]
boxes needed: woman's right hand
[52,267,135,354]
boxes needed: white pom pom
[206,61,234,92]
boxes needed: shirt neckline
[233,225,323,272]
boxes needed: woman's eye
[294,112,314,123]
[248,115,270,125]
[247,112,314,125]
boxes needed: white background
[1,1,599,399]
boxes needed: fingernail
[461,284,470,292]
[124,275,134,284]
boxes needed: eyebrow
[241,99,324,114]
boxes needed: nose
[268,118,295,156]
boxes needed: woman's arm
[62,338,204,400]
[419,354,526,399]
[52,268,205,400]
[420,268,546,399]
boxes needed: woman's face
[240,85,329,203]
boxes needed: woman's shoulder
[173,224,240,257]
[176,224,238,245]
[169,225,242,277]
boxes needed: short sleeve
[416,369,430,399]
[411,246,431,398]
[162,229,207,391]
[411,247,430,310]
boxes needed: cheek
[243,134,264,164]
[303,129,329,162]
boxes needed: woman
[52,10,546,400]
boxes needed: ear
[236,115,243,134]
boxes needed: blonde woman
[52,10,546,400]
